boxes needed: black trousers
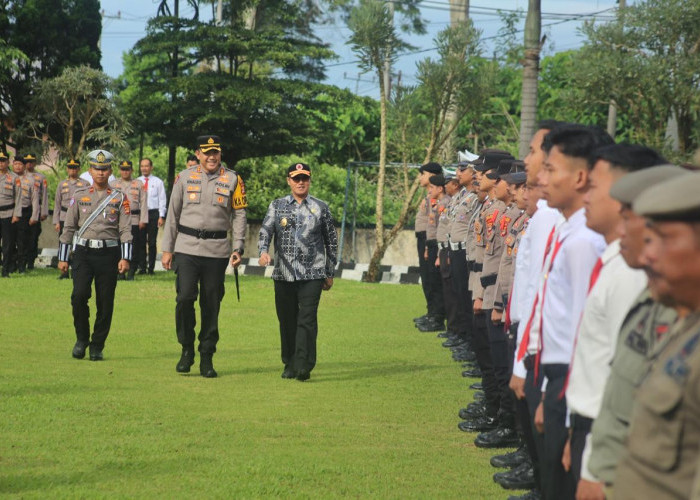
[139,209,160,272]
[274,279,324,373]
[438,247,460,333]
[524,359,546,495]
[0,216,16,276]
[425,240,445,322]
[128,224,141,278]
[541,363,576,500]
[15,208,32,272]
[173,253,228,354]
[58,221,69,276]
[471,310,500,416]
[28,218,42,268]
[415,231,429,312]
[570,414,593,487]
[486,309,514,427]
[448,248,472,340]
[71,245,120,349]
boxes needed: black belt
[177,224,227,240]
[467,260,475,271]
[0,203,14,211]
[60,206,68,212]
[523,354,535,371]
[131,209,140,215]
[480,274,497,287]
[473,263,483,272]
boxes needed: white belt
[450,241,467,251]
[73,237,119,249]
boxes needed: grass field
[1,269,517,499]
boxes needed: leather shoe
[473,391,485,401]
[458,415,498,432]
[490,445,529,469]
[72,341,88,359]
[89,346,103,361]
[452,350,476,362]
[470,381,483,390]
[296,369,310,381]
[200,354,217,378]
[281,365,295,379]
[442,337,466,348]
[462,367,483,378]
[176,347,195,373]
[494,461,535,490]
[413,314,429,323]
[507,489,542,500]
[417,317,444,332]
[475,427,521,449]
[459,403,487,420]
[436,331,450,338]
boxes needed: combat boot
[176,345,195,373]
[200,353,217,378]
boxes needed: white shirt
[566,239,647,481]
[512,200,562,378]
[137,174,167,217]
[79,171,116,185]
[535,208,606,364]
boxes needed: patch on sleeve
[232,176,248,209]
[123,196,131,215]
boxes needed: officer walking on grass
[161,135,248,378]
[58,150,133,361]
[258,163,338,382]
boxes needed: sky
[99,0,623,98]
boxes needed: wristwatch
[233,248,244,255]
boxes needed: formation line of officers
[413,121,700,500]
[31,135,336,381]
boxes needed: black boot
[176,345,195,373]
[200,353,217,378]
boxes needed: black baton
[234,267,240,302]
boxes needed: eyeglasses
[290,175,310,182]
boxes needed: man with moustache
[161,135,247,378]
[562,144,663,488]
[577,164,687,500]
[614,171,700,500]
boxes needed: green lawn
[1,270,515,498]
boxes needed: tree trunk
[517,0,541,159]
[606,0,626,139]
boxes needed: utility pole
[216,0,223,25]
[517,0,542,158]
[606,0,625,139]
[442,0,469,162]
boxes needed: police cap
[87,149,114,170]
[197,135,222,153]
[288,162,311,178]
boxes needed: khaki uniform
[467,197,486,294]
[53,178,89,224]
[615,311,700,500]
[17,174,39,221]
[493,207,526,312]
[27,170,48,219]
[110,178,148,227]
[415,196,429,233]
[0,171,22,219]
[474,197,504,304]
[161,165,247,257]
[435,194,452,245]
[58,186,133,249]
[587,289,678,486]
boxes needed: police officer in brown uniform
[58,150,133,361]
[614,171,700,500]
[161,135,248,378]
[53,159,88,279]
[23,153,48,269]
[111,160,148,280]
[0,151,22,277]
[12,155,39,273]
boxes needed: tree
[575,0,700,155]
[1,0,102,149]
[22,65,131,172]
[517,0,541,158]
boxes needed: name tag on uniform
[215,187,230,196]
[187,185,201,192]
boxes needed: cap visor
[200,146,221,153]
[289,170,311,177]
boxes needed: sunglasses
[290,175,310,182]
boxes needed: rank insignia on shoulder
[281,218,288,227]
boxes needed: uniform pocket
[626,370,684,471]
